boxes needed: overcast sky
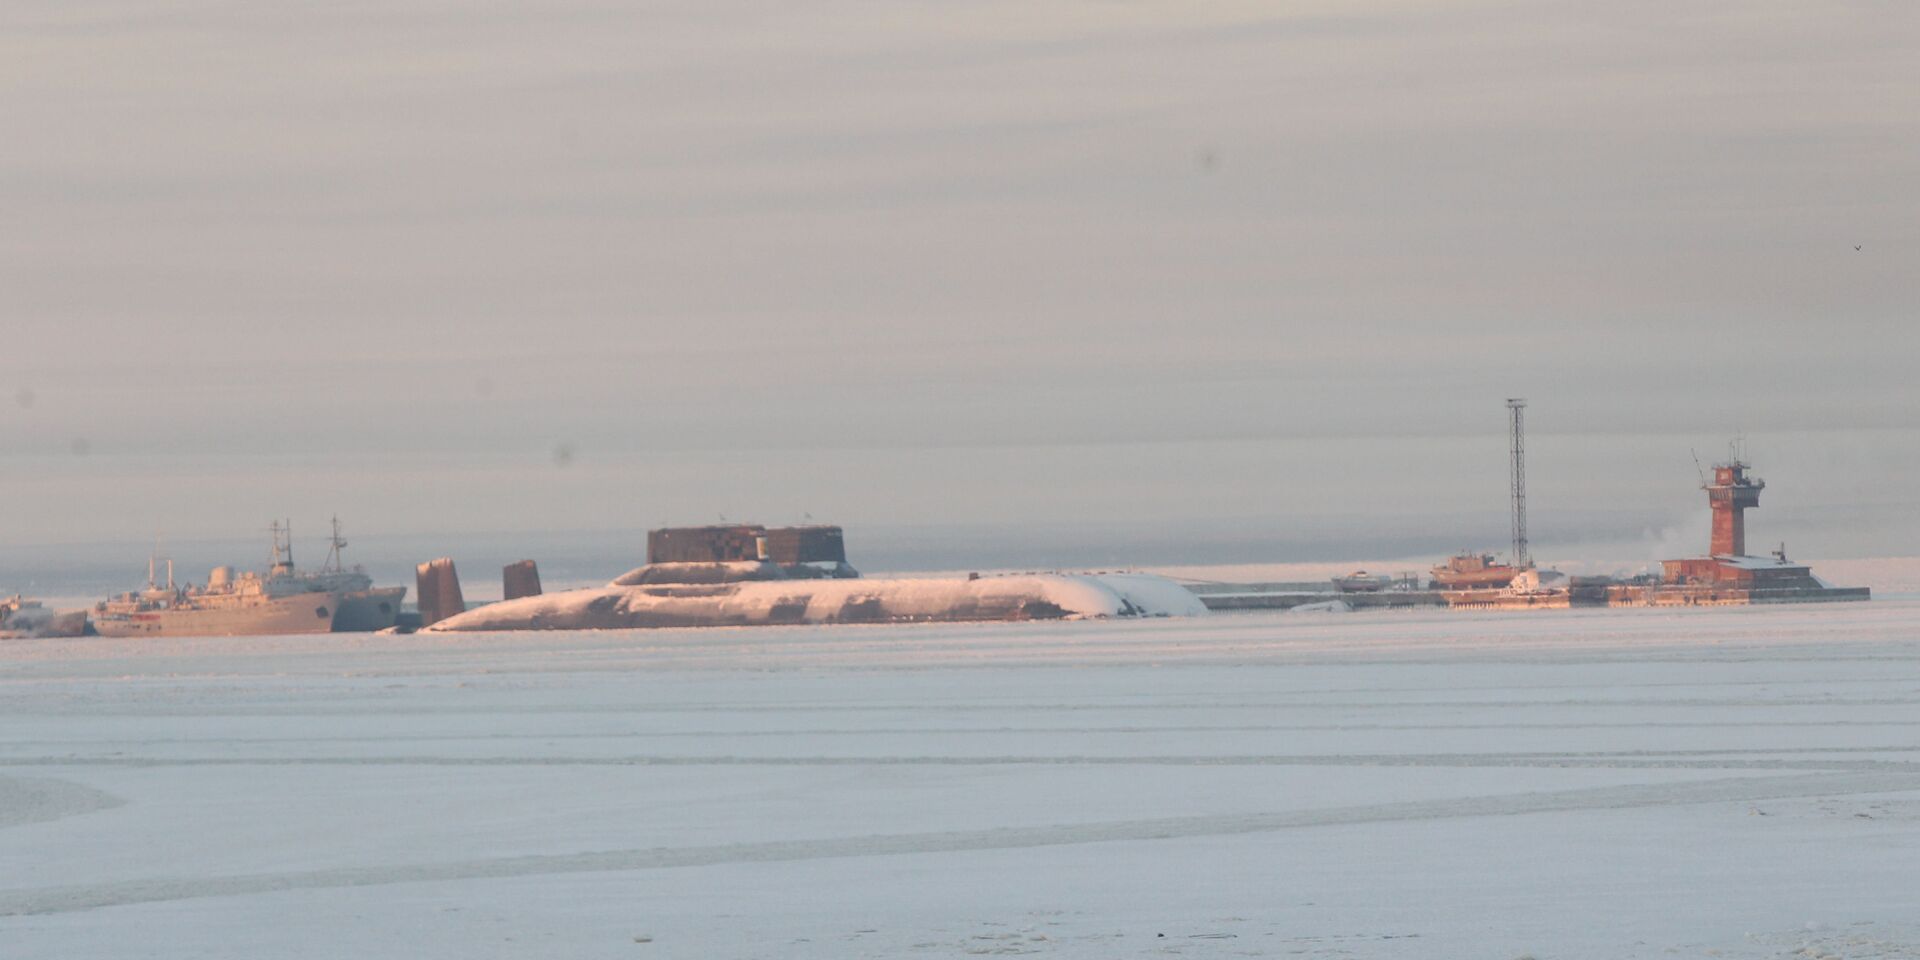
[2,0,1916,565]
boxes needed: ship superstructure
[261,518,406,631]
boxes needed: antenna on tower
[1507,398,1531,570]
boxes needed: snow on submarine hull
[424,571,1205,632]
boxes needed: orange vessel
[1429,552,1520,590]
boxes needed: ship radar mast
[323,516,348,573]
[146,535,175,592]
[269,520,295,577]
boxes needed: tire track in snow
[16,694,1920,717]
[5,750,1920,772]
[0,775,123,830]
[5,771,1917,917]
[12,718,1920,748]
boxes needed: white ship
[91,556,341,638]
[1331,570,1391,593]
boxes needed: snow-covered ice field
[6,602,1920,959]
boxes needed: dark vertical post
[502,560,543,600]
[416,557,465,626]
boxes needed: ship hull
[1,605,89,639]
[1430,570,1518,590]
[92,593,342,638]
[45,609,89,637]
[331,587,407,632]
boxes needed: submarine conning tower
[1705,459,1764,557]
[643,524,859,579]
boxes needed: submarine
[418,524,1205,632]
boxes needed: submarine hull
[426,573,1204,633]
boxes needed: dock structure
[1184,581,1445,612]
[1639,454,1865,605]
[1434,463,1867,609]
[1194,444,1866,614]
[1452,451,1865,608]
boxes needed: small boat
[0,596,88,638]
[1331,571,1391,593]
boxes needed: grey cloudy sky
[2,0,1916,564]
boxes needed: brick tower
[1705,459,1764,557]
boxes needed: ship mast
[324,516,347,573]
[269,520,294,577]
[148,535,175,591]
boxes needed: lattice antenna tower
[1507,398,1531,569]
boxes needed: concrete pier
[1183,582,1446,612]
